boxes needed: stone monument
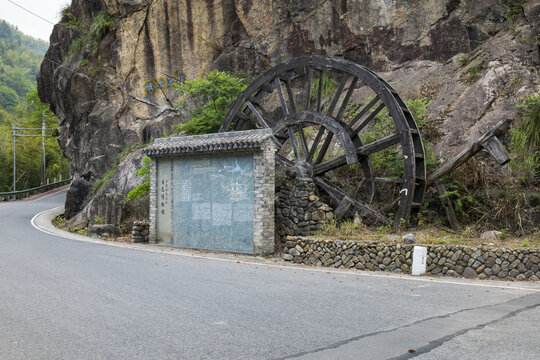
[144,129,277,254]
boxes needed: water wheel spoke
[316,69,323,112]
[352,103,386,137]
[313,134,400,175]
[287,126,302,160]
[314,131,334,165]
[327,73,349,117]
[313,155,347,175]
[251,97,274,125]
[336,78,358,121]
[375,177,403,184]
[297,125,309,156]
[357,134,400,156]
[313,176,391,224]
[282,78,309,155]
[306,126,325,163]
[275,77,289,117]
[275,153,294,167]
[313,75,358,164]
[305,66,313,110]
[346,100,384,137]
[233,111,250,130]
[345,96,379,131]
[245,99,271,129]
[284,79,297,114]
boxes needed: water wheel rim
[219,55,426,227]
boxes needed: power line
[40,55,166,109]
[7,0,58,26]
[8,0,173,110]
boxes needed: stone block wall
[131,221,149,243]
[276,175,334,238]
[281,236,540,281]
[252,145,276,254]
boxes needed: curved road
[1,191,539,359]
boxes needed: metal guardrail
[0,178,72,201]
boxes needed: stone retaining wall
[276,176,334,237]
[282,236,540,281]
[131,221,149,243]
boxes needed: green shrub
[65,12,88,55]
[174,71,246,135]
[65,12,86,33]
[511,93,540,181]
[126,181,149,202]
[127,156,150,201]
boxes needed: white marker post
[412,246,427,276]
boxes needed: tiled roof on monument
[143,129,278,156]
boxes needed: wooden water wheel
[219,56,426,227]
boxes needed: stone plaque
[173,153,254,252]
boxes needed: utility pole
[12,126,16,192]
[42,113,46,185]
[12,123,58,192]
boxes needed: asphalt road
[1,190,539,359]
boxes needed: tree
[175,71,246,135]
[0,84,18,111]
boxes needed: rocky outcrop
[70,149,149,227]
[37,0,539,221]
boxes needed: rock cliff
[37,0,539,224]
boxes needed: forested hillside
[0,20,68,192]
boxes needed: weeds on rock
[92,164,118,195]
[126,156,150,201]
[504,0,524,21]
[464,61,485,83]
[89,12,114,56]
[511,93,540,184]
[65,11,114,71]
[316,220,364,239]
